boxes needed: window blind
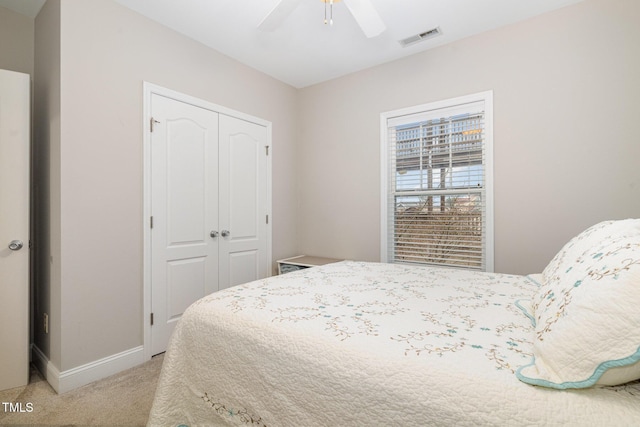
[384,98,492,271]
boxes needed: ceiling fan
[258,0,386,38]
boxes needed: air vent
[399,27,442,47]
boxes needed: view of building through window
[383,95,492,271]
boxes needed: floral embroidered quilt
[148,261,640,426]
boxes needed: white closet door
[150,94,219,356]
[146,85,272,356]
[218,114,269,289]
[0,70,30,391]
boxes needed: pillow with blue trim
[517,219,640,389]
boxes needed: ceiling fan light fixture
[258,0,385,39]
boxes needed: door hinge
[150,216,154,229]
[150,117,160,132]
[150,312,154,326]
[265,145,270,156]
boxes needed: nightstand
[276,255,342,274]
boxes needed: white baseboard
[31,345,60,392]
[31,345,145,394]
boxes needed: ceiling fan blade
[258,0,303,32]
[343,0,386,38]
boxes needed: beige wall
[297,0,640,274]
[28,0,640,382]
[0,6,34,75]
[36,0,298,371]
[33,0,62,369]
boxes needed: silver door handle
[8,240,23,251]
[221,230,230,237]
[210,231,219,238]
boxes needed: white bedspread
[148,261,640,426]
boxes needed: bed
[148,219,640,426]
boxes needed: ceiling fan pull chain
[330,0,334,26]
[324,0,335,26]
[324,0,327,25]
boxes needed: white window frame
[380,91,494,272]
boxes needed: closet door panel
[218,114,268,290]
[229,137,258,239]
[229,250,259,288]
[150,94,219,356]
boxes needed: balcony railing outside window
[382,93,493,271]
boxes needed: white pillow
[517,219,640,389]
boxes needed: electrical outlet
[44,313,49,334]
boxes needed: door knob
[210,231,219,238]
[221,230,230,237]
[8,240,23,251]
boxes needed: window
[380,91,494,271]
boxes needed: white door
[218,115,269,289]
[0,70,30,391]
[148,89,271,356]
[150,94,219,356]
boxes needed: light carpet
[0,354,163,426]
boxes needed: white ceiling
[2,0,584,88]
